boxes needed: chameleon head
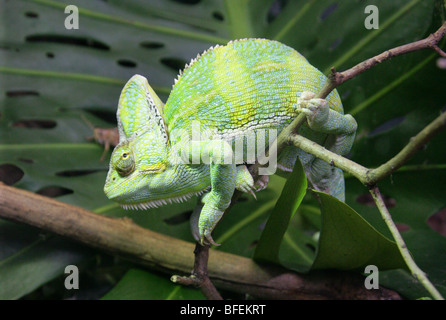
[104,130,172,207]
[103,130,209,209]
[104,74,209,209]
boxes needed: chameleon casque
[104,38,357,245]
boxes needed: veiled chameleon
[104,39,357,245]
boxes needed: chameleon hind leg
[294,91,357,201]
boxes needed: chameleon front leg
[296,91,357,201]
[190,164,256,243]
[188,139,237,245]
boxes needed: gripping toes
[296,91,329,127]
[235,165,257,199]
[198,192,228,246]
[198,205,223,246]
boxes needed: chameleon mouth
[120,187,210,210]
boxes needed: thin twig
[367,111,446,185]
[288,134,369,184]
[369,186,444,300]
[288,110,446,187]
[319,22,446,97]
[171,244,223,300]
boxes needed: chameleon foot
[296,91,329,127]
[200,230,220,247]
[198,194,228,246]
[235,165,256,199]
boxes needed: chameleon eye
[112,148,135,176]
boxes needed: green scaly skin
[104,38,357,245]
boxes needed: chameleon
[104,38,357,245]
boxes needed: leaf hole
[368,116,406,137]
[83,109,118,125]
[163,210,192,225]
[56,169,102,177]
[212,11,224,21]
[267,0,288,23]
[0,164,25,185]
[341,89,351,100]
[0,45,20,52]
[6,90,40,97]
[396,223,411,232]
[169,0,201,5]
[25,34,110,51]
[36,186,74,198]
[25,11,39,18]
[160,57,187,72]
[117,59,137,68]
[140,41,165,49]
[248,240,258,250]
[320,3,338,20]
[427,208,446,237]
[305,242,316,252]
[46,52,55,58]
[329,38,342,51]
[18,158,34,164]
[12,119,57,129]
[356,193,396,208]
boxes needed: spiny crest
[172,44,223,89]
[170,38,273,90]
[120,188,210,210]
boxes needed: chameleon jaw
[120,187,210,210]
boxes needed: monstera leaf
[1,0,445,299]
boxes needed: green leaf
[311,191,409,271]
[101,268,204,300]
[0,232,92,300]
[253,159,307,264]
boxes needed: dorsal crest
[172,44,223,89]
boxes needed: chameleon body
[104,38,357,245]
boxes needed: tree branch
[288,110,446,187]
[0,183,401,300]
[366,110,446,185]
[171,244,223,300]
[319,21,446,97]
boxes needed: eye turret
[112,147,135,176]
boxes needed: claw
[248,188,257,200]
[200,233,220,247]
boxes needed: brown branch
[171,244,223,300]
[0,183,401,300]
[319,21,446,98]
